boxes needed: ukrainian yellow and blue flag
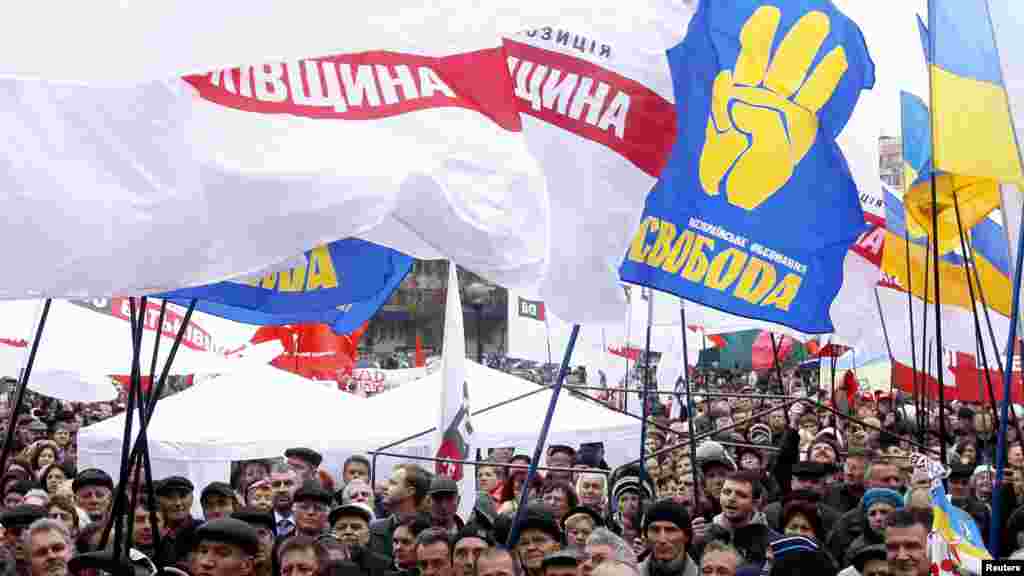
[900,91,1002,255]
[883,93,1012,317]
[926,0,1023,183]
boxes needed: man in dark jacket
[368,464,430,561]
[824,449,868,514]
[825,458,904,563]
[764,462,840,535]
[693,470,779,567]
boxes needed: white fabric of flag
[435,262,475,518]
[0,3,697,330]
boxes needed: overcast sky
[838,0,929,136]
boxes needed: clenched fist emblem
[699,6,849,211]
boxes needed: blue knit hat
[861,488,903,512]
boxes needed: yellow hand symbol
[699,6,850,211]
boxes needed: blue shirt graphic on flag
[621,0,874,333]
[160,238,413,334]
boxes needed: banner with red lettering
[0,6,694,328]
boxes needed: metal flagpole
[991,194,1024,554]
[952,191,1004,430]
[506,325,580,548]
[639,289,654,481]
[679,300,701,517]
[0,299,51,474]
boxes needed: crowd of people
[0,367,1017,576]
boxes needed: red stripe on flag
[502,40,676,177]
[184,48,522,131]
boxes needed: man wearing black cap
[763,462,840,534]
[513,504,561,576]
[0,504,46,575]
[946,463,990,543]
[369,463,430,560]
[840,543,887,576]
[452,523,492,576]
[156,476,203,567]
[232,507,275,576]
[292,480,331,539]
[71,469,113,523]
[639,500,696,576]
[541,550,579,576]
[546,446,576,483]
[330,502,391,576]
[201,481,239,522]
[285,447,323,484]
[158,476,199,534]
[429,475,463,535]
[191,517,259,576]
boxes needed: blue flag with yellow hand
[160,238,413,335]
[621,0,874,333]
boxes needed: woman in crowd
[47,494,80,538]
[41,461,75,496]
[476,463,504,504]
[497,468,544,515]
[29,440,60,479]
[844,489,902,566]
[540,479,577,521]
[781,499,826,542]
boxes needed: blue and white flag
[621,0,875,333]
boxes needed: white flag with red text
[0,5,695,329]
[435,262,475,517]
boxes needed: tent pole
[0,299,51,474]
[505,325,580,548]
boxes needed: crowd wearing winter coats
[0,368,1009,576]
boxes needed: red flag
[415,334,425,368]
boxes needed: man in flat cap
[764,462,840,534]
[232,507,275,576]
[201,481,239,522]
[191,517,259,576]
[541,550,579,576]
[513,504,562,576]
[285,447,323,484]
[292,480,331,539]
[71,469,113,523]
[157,476,203,566]
[428,475,463,535]
[946,463,990,540]
[451,523,492,576]
[0,504,46,575]
[330,502,391,575]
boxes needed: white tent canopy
[358,360,642,478]
[77,363,371,512]
[0,299,256,378]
